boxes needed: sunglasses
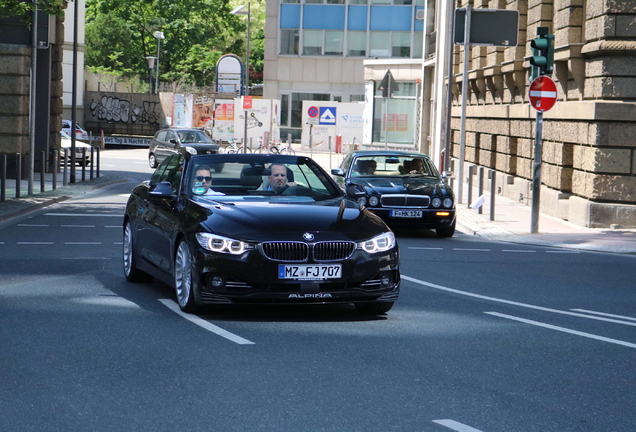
[195,176,212,182]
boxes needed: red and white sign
[242,96,253,110]
[529,76,557,112]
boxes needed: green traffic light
[529,34,554,76]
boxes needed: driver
[266,163,297,194]
[192,165,224,196]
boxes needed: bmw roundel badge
[303,232,314,241]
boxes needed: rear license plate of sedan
[278,264,342,280]
[390,210,423,218]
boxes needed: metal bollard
[16,153,21,198]
[81,149,86,181]
[489,169,496,221]
[466,165,474,208]
[478,166,484,215]
[90,147,94,180]
[40,151,46,192]
[1,154,6,201]
[96,147,100,178]
[53,150,58,190]
[63,148,68,186]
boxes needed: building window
[280,29,299,54]
[350,94,365,102]
[325,30,344,55]
[392,32,410,57]
[347,31,366,56]
[303,30,323,55]
[370,31,390,57]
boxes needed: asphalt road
[1,149,634,432]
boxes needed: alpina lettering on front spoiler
[288,293,333,299]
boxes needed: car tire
[174,240,200,313]
[149,153,158,168]
[435,220,456,238]
[354,301,394,315]
[123,221,153,283]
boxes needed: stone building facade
[450,0,636,228]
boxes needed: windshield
[350,155,440,178]
[186,156,343,202]
[178,130,212,143]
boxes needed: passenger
[409,159,424,174]
[192,164,224,195]
[364,160,377,174]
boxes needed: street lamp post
[146,56,156,94]
[230,2,251,96]
[153,31,165,94]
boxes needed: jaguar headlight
[184,146,197,155]
[368,196,380,207]
[357,197,367,206]
[358,232,396,254]
[431,197,441,208]
[196,233,253,255]
[443,197,453,208]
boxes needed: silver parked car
[148,128,222,170]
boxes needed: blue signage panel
[319,107,337,125]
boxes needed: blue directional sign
[319,107,337,125]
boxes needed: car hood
[195,199,389,242]
[355,177,454,198]
[183,143,220,151]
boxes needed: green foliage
[0,0,67,23]
[84,0,264,89]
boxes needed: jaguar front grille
[381,194,430,208]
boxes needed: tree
[85,0,250,88]
[0,0,66,23]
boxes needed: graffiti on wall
[90,95,161,124]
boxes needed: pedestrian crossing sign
[319,107,337,125]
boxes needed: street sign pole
[531,110,543,234]
[457,3,471,205]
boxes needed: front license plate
[390,210,423,218]
[278,264,342,280]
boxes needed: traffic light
[529,28,554,79]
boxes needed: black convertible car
[123,152,400,314]
[331,151,456,237]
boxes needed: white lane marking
[433,419,484,432]
[408,247,444,250]
[45,213,122,217]
[453,248,491,251]
[16,242,54,245]
[546,250,580,254]
[62,225,96,228]
[158,299,255,345]
[571,309,636,322]
[402,275,636,327]
[64,242,102,245]
[485,312,636,349]
[105,226,121,228]
[18,224,49,227]
[502,249,536,253]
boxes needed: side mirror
[169,138,178,145]
[149,181,174,198]
[346,183,366,199]
[331,168,345,177]
[442,170,453,178]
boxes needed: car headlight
[358,232,396,254]
[368,196,380,207]
[184,146,197,155]
[443,197,453,208]
[357,197,367,206]
[431,197,441,208]
[196,233,253,255]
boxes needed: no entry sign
[529,76,557,112]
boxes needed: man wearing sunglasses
[192,165,224,196]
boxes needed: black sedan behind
[124,152,400,315]
[332,150,456,237]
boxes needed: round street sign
[308,106,319,118]
[529,76,557,112]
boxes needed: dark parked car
[149,128,222,169]
[331,150,456,237]
[124,152,400,315]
